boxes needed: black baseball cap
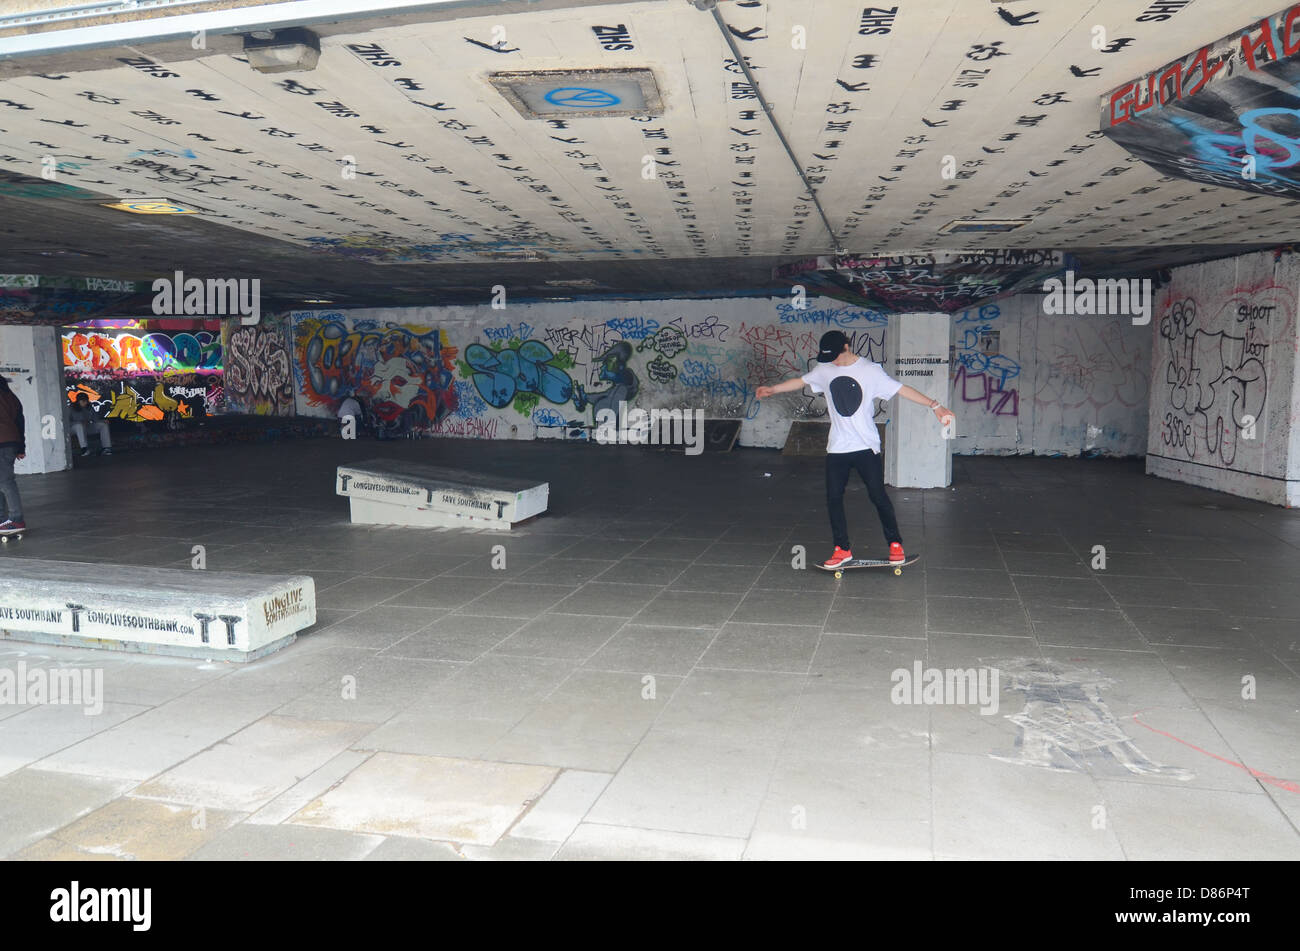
[816,331,848,362]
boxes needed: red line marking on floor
[1131,713,1300,794]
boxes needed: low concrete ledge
[0,560,315,662]
[337,459,549,530]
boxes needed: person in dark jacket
[0,376,26,534]
[70,392,113,456]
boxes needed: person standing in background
[0,376,27,535]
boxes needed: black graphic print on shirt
[829,376,863,417]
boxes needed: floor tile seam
[500,617,641,717]
[553,818,749,858]
[34,704,287,808]
[629,544,731,737]
[1137,699,1300,811]
[1092,769,1295,856]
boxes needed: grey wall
[948,294,1151,457]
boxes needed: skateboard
[819,553,920,578]
[0,529,26,543]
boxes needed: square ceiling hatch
[488,68,664,119]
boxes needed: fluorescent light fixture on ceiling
[938,219,1031,234]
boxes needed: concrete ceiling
[1,0,1298,322]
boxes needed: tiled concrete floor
[1,438,1298,860]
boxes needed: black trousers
[825,449,901,550]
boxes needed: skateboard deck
[0,529,27,543]
[819,553,920,578]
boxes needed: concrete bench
[336,459,549,531]
[0,560,315,662]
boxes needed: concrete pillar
[0,325,70,474]
[1290,348,1300,507]
[884,313,952,488]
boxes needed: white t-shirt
[802,357,902,454]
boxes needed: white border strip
[0,0,486,58]
[1,1,214,30]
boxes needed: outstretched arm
[896,384,954,426]
[755,377,808,400]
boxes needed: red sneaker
[824,546,853,568]
[889,542,905,564]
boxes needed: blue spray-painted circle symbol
[544,87,620,108]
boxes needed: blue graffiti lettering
[603,316,660,339]
[532,407,567,427]
[953,303,1002,324]
[774,302,888,327]
[483,322,536,342]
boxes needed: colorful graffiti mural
[62,330,222,377]
[1102,7,1300,197]
[225,323,294,416]
[67,376,219,423]
[62,329,223,421]
[458,336,643,421]
[293,313,458,435]
[461,339,576,416]
[282,295,1145,454]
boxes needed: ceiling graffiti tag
[1102,3,1300,199]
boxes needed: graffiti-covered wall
[1147,251,1300,506]
[292,312,460,438]
[273,295,1155,455]
[285,298,892,447]
[222,316,295,416]
[949,296,1151,457]
[61,328,223,421]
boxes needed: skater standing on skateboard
[0,376,27,536]
[756,331,954,567]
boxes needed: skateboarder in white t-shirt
[756,330,954,567]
